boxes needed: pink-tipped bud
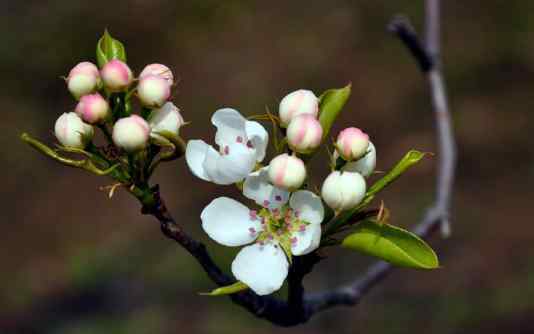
[343,142,376,177]
[67,61,100,99]
[100,60,133,92]
[140,63,174,85]
[54,112,94,149]
[336,127,370,161]
[268,153,306,191]
[75,93,110,124]
[137,75,171,108]
[321,171,366,212]
[112,115,150,152]
[286,114,323,153]
[279,89,319,127]
[148,102,184,139]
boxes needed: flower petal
[201,197,262,247]
[231,242,289,295]
[243,167,289,210]
[245,120,268,162]
[185,140,211,181]
[203,143,256,185]
[291,223,321,256]
[289,190,324,225]
[212,108,247,147]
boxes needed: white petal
[289,190,324,225]
[245,120,268,162]
[185,140,211,181]
[231,242,289,295]
[203,143,256,185]
[201,197,262,247]
[291,223,321,256]
[212,108,247,147]
[343,142,376,177]
[243,167,289,210]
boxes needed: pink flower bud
[321,171,366,211]
[268,153,306,191]
[279,89,319,127]
[343,142,376,177]
[54,112,94,149]
[140,63,174,85]
[148,102,184,139]
[100,60,133,92]
[75,93,109,124]
[286,114,323,153]
[112,115,150,152]
[336,127,370,161]
[137,75,171,108]
[67,61,100,99]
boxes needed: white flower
[321,170,366,212]
[148,102,184,140]
[201,168,324,295]
[186,108,268,185]
[54,112,94,149]
[342,142,376,177]
[278,89,319,127]
[112,115,150,152]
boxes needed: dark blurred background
[2,0,534,333]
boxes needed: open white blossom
[186,108,268,185]
[201,168,324,295]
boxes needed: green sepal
[342,220,439,269]
[200,281,249,296]
[96,29,127,68]
[318,83,351,141]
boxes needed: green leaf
[367,150,428,197]
[200,281,249,296]
[96,29,127,67]
[318,83,351,141]
[342,220,439,269]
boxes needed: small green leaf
[318,83,351,141]
[200,281,249,296]
[342,221,439,269]
[96,30,127,67]
[367,150,429,197]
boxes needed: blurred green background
[2,0,534,333]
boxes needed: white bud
[100,60,133,92]
[140,63,174,85]
[67,61,100,99]
[279,89,319,127]
[75,93,109,124]
[287,114,323,153]
[336,127,369,161]
[343,142,376,177]
[137,75,171,107]
[268,153,306,191]
[112,115,150,152]
[321,171,366,212]
[148,102,184,139]
[54,112,94,149]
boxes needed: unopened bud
[148,102,184,139]
[67,62,100,99]
[100,60,133,92]
[287,114,323,153]
[268,153,306,191]
[321,171,366,212]
[343,141,376,177]
[140,63,174,85]
[75,93,109,124]
[279,89,319,127]
[112,115,150,152]
[54,112,94,149]
[336,127,369,161]
[137,75,171,108]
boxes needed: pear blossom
[336,127,369,161]
[186,108,268,185]
[268,153,306,191]
[137,74,171,107]
[112,115,150,152]
[279,89,319,127]
[342,141,376,177]
[321,170,366,212]
[75,93,109,124]
[140,63,174,85]
[201,168,324,295]
[148,102,184,140]
[100,60,133,92]
[286,114,323,153]
[54,112,94,149]
[67,61,100,99]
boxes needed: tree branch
[141,0,455,325]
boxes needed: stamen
[224,146,230,155]
[275,195,282,201]
[290,237,298,245]
[246,140,254,148]
[263,200,270,208]
[294,210,300,218]
[299,225,306,232]
[248,227,256,235]
[249,210,257,220]
[236,136,243,143]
